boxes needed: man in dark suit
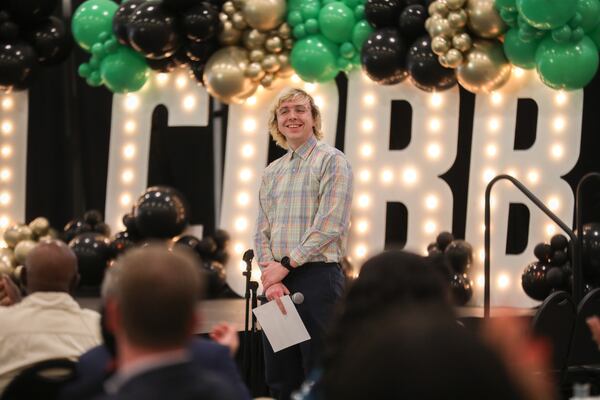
[96,244,236,400]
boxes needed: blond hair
[268,88,324,149]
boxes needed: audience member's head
[321,304,526,400]
[23,240,79,293]
[109,244,203,352]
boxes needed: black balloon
[162,0,199,12]
[213,229,230,250]
[406,35,457,92]
[550,234,568,251]
[190,61,205,83]
[113,0,146,46]
[197,237,218,259]
[26,16,71,65]
[551,250,568,266]
[361,28,408,85]
[109,230,136,256]
[0,12,19,41]
[134,186,189,238]
[365,0,404,29]
[185,39,217,62]
[522,261,551,301]
[533,242,552,262]
[444,240,473,273]
[399,4,427,40]
[69,232,112,287]
[122,213,139,235]
[546,266,565,290]
[582,223,600,280]
[213,249,229,264]
[94,222,111,237]
[146,56,178,72]
[435,231,453,251]
[6,0,58,25]
[84,209,103,225]
[63,218,92,243]
[450,273,473,306]
[202,261,226,298]
[0,41,39,91]
[127,1,181,59]
[181,2,219,43]
[173,235,202,256]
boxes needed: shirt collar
[289,135,317,160]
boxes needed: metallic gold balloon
[261,73,274,88]
[232,12,248,30]
[223,1,237,16]
[243,29,266,50]
[13,265,23,283]
[432,36,451,55]
[261,54,280,72]
[446,0,466,10]
[447,10,467,29]
[14,239,36,265]
[265,36,283,53]
[249,49,265,62]
[4,225,21,248]
[0,248,15,267]
[203,46,258,104]
[245,62,265,80]
[430,18,454,38]
[284,38,293,50]
[219,21,242,45]
[29,217,50,237]
[466,0,507,39]
[452,32,472,52]
[277,53,294,77]
[439,54,451,68]
[219,12,229,23]
[232,0,244,9]
[242,0,286,31]
[278,23,291,39]
[445,48,464,67]
[0,259,11,276]
[429,1,449,17]
[456,39,511,93]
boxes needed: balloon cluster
[496,0,600,90]
[521,233,571,301]
[72,0,149,93]
[362,0,457,91]
[1,217,58,284]
[427,231,474,305]
[288,0,372,82]
[0,0,71,92]
[203,0,292,103]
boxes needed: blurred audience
[0,240,101,394]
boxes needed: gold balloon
[445,48,464,68]
[0,259,11,277]
[232,0,244,8]
[242,0,286,31]
[284,38,294,50]
[265,36,283,53]
[466,0,507,39]
[29,217,50,237]
[232,12,247,30]
[432,36,451,55]
[249,49,265,62]
[429,1,449,17]
[456,39,511,93]
[14,239,36,265]
[203,46,258,104]
[430,18,454,38]
[446,0,466,10]
[261,73,274,88]
[219,21,242,45]
[261,54,280,73]
[0,248,15,267]
[439,54,451,68]
[447,10,467,29]
[278,23,291,39]
[4,225,21,248]
[245,62,264,80]
[219,12,229,23]
[277,53,294,78]
[223,1,237,16]
[452,32,472,52]
[243,29,266,50]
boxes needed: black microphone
[257,292,304,304]
[243,249,254,263]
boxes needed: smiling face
[276,98,315,150]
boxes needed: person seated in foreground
[96,244,236,400]
[0,240,101,394]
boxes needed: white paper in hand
[252,295,311,352]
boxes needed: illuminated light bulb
[426,143,441,159]
[430,93,443,108]
[123,144,136,159]
[1,145,12,158]
[124,120,136,134]
[176,74,187,89]
[357,194,370,208]
[479,249,485,262]
[360,143,373,158]
[428,118,441,132]
[486,144,497,157]
[546,223,556,236]
[237,192,250,206]
[245,96,257,106]
[182,95,196,110]
[304,83,316,92]
[490,92,502,105]
[356,220,368,234]
[1,97,14,111]
[124,95,140,111]
[234,243,244,254]
[425,195,439,210]
[121,169,134,184]
[381,169,393,183]
[235,217,248,232]
[553,116,565,131]
[402,168,417,184]
[551,144,564,159]
[481,224,486,233]
[0,168,11,182]
[527,170,539,185]
[355,244,367,258]
[1,120,13,135]
[155,73,169,86]
[358,169,371,182]
[0,191,10,205]
[497,273,510,289]
[361,118,374,132]
[120,193,132,206]
[241,144,255,158]
[482,168,496,183]
[291,74,301,84]
[548,196,560,211]
[476,274,485,287]
[363,93,376,107]
[424,220,437,234]
[555,91,567,106]
[0,215,9,228]
[513,67,524,78]
[243,118,257,133]
[314,95,324,109]
[488,117,500,132]
[239,168,252,182]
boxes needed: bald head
[24,240,78,293]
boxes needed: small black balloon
[436,231,454,251]
[84,209,103,225]
[127,1,181,60]
[162,0,200,12]
[201,260,226,298]
[27,17,71,66]
[181,2,219,43]
[113,0,146,46]
[197,237,218,259]
[365,0,405,29]
[361,28,408,85]
[173,235,202,256]
[6,0,58,25]
[522,261,551,301]
[185,39,217,63]
[94,222,111,237]
[69,232,112,287]
[406,35,457,92]
[213,229,230,250]
[134,186,189,238]
[190,61,205,83]
[122,213,138,234]
[545,266,565,289]
[146,56,178,72]
[444,240,473,273]
[398,4,427,40]
[533,242,552,262]
[0,41,39,92]
[63,218,92,243]
[0,12,19,41]
[450,273,473,306]
[550,234,568,251]
[109,230,136,256]
[581,223,600,280]
[551,250,568,266]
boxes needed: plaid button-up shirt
[254,135,353,266]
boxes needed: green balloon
[305,18,320,34]
[589,22,600,49]
[345,0,363,8]
[517,0,577,30]
[576,0,600,33]
[87,71,103,87]
[352,20,373,50]
[535,35,599,89]
[288,10,303,27]
[103,38,119,54]
[293,24,307,38]
[504,28,542,68]
[301,2,321,20]
[496,0,517,10]
[100,46,149,93]
[319,2,356,43]
[72,0,118,51]
[355,5,365,20]
[78,63,92,78]
[291,35,340,82]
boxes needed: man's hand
[259,261,289,291]
[587,316,600,348]
[0,274,21,306]
[264,282,290,315]
[209,322,239,356]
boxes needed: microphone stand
[241,249,254,384]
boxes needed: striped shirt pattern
[254,135,353,265]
